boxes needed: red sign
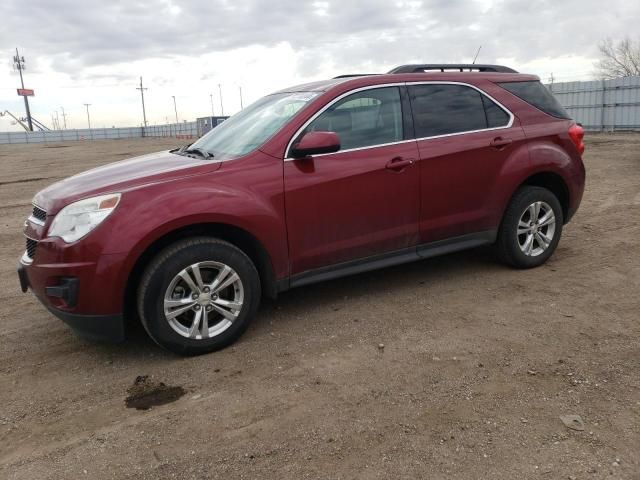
[17,88,34,96]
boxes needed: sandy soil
[0,135,639,479]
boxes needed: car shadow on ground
[91,245,503,359]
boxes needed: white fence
[549,76,640,132]
[0,121,198,144]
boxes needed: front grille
[26,238,38,259]
[32,204,47,222]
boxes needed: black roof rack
[388,64,518,74]
[333,74,380,79]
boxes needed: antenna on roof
[472,45,482,64]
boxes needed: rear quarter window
[498,81,570,119]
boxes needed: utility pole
[218,84,224,115]
[238,86,243,110]
[136,76,148,129]
[172,95,178,123]
[84,104,92,129]
[13,48,33,131]
[60,106,68,129]
[209,93,215,116]
[55,110,60,130]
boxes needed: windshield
[190,91,319,160]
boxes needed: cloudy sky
[0,0,638,132]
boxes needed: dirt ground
[0,135,639,479]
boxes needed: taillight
[568,124,585,155]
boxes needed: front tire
[496,186,563,268]
[137,237,261,355]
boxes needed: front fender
[101,155,288,296]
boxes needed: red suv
[18,64,586,355]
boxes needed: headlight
[48,193,121,243]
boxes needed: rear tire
[496,186,563,268]
[137,237,261,355]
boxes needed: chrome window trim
[284,81,515,161]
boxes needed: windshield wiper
[179,146,214,159]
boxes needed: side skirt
[283,230,496,291]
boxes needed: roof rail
[333,74,380,79]
[388,64,518,74]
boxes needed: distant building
[197,116,229,137]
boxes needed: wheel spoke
[200,309,209,338]
[523,233,534,255]
[166,303,195,320]
[517,220,530,235]
[178,269,199,293]
[164,298,196,308]
[212,271,240,294]
[212,298,243,311]
[537,231,552,248]
[188,309,202,338]
[190,264,205,290]
[538,210,555,227]
[533,202,541,221]
[211,303,239,321]
[209,265,231,292]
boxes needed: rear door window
[482,95,510,128]
[409,84,490,137]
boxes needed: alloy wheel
[517,201,556,257]
[163,261,244,340]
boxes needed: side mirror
[290,131,340,158]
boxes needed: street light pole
[209,93,215,116]
[218,84,224,116]
[172,95,178,123]
[84,104,92,129]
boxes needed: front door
[284,86,420,275]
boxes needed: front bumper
[17,254,127,343]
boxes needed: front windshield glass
[190,91,319,160]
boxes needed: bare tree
[595,37,640,79]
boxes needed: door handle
[385,157,415,171]
[490,137,513,149]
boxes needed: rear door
[284,85,420,275]
[407,82,527,243]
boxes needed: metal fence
[549,76,640,132]
[3,76,640,142]
[0,121,198,144]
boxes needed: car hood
[34,150,221,214]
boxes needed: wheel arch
[123,222,279,326]
[519,171,570,223]
[499,171,570,229]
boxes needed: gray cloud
[1,0,638,76]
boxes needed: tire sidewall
[139,239,260,355]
